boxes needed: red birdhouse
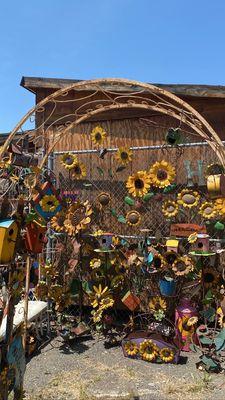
[25,221,47,254]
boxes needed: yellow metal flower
[126,170,151,198]
[188,232,198,244]
[202,268,218,288]
[92,308,103,323]
[90,258,102,269]
[199,201,217,219]
[162,200,178,218]
[149,160,175,188]
[149,296,167,312]
[100,296,114,309]
[126,210,141,226]
[72,161,87,179]
[0,147,11,168]
[187,316,198,327]
[124,341,139,356]
[172,256,194,276]
[214,198,225,216]
[217,307,225,328]
[61,153,78,170]
[92,229,104,237]
[90,284,110,308]
[139,339,159,362]
[64,201,92,235]
[91,126,106,146]
[40,194,59,212]
[159,347,174,363]
[115,147,133,165]
[51,211,66,232]
[177,189,200,208]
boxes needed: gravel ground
[24,336,225,400]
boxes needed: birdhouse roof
[166,239,179,247]
[0,219,15,229]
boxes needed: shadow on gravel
[58,335,93,355]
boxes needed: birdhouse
[98,233,113,250]
[25,221,47,254]
[192,234,209,253]
[0,219,18,263]
[32,181,62,221]
[166,239,179,253]
[122,290,140,311]
[207,174,225,198]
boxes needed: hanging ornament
[165,128,181,145]
[97,192,111,207]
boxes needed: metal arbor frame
[1,78,225,167]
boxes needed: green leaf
[124,196,135,206]
[118,215,126,224]
[189,343,201,353]
[143,192,154,202]
[199,336,213,345]
[116,165,126,173]
[201,355,220,370]
[108,168,113,178]
[111,208,117,217]
[214,328,225,352]
[200,307,215,322]
[97,166,104,176]
[163,183,176,193]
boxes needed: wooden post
[23,256,31,350]
[1,265,15,400]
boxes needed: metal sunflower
[126,210,141,226]
[139,339,159,362]
[149,160,175,188]
[71,161,87,179]
[214,198,225,216]
[124,341,139,356]
[199,201,217,219]
[162,200,179,218]
[115,147,133,165]
[51,211,66,232]
[126,170,151,198]
[61,153,78,170]
[159,347,174,363]
[91,126,107,146]
[64,201,92,235]
[177,189,200,208]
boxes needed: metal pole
[52,139,225,156]
[23,256,31,350]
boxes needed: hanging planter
[159,276,176,297]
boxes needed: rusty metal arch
[1,78,225,167]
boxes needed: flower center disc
[95,132,102,141]
[121,151,128,160]
[157,169,168,180]
[204,206,213,215]
[135,178,144,189]
[66,156,74,165]
[74,166,81,174]
[128,212,139,224]
[167,205,175,213]
[182,194,196,205]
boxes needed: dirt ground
[24,336,225,400]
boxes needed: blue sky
[0,0,225,131]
